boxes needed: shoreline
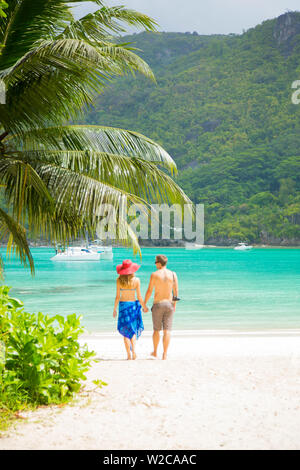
[79,329,300,361]
[2,244,300,249]
[80,328,300,339]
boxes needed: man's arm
[173,271,179,311]
[144,273,155,307]
[173,272,179,298]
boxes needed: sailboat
[51,246,101,261]
[88,240,113,259]
[234,242,253,251]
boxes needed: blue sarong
[118,300,144,340]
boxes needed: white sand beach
[1,330,300,450]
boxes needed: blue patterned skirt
[118,300,144,340]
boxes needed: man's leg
[162,330,171,360]
[151,305,162,357]
[162,304,174,360]
[152,330,160,357]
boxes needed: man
[144,254,179,360]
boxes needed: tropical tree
[0,0,191,273]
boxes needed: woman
[113,259,148,360]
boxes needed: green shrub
[0,286,96,413]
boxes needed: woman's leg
[123,337,131,360]
[131,334,137,360]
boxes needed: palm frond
[95,45,155,81]
[0,0,72,69]
[35,162,149,221]
[16,125,177,173]
[33,163,148,252]
[0,206,34,274]
[0,38,154,134]
[17,149,191,206]
[0,39,118,134]
[61,4,157,43]
[0,158,53,225]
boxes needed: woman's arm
[136,278,148,312]
[144,273,155,308]
[113,279,121,318]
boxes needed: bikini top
[120,286,136,300]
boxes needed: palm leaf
[0,0,72,69]
[32,163,148,253]
[35,162,149,220]
[61,4,157,43]
[0,206,34,274]
[0,38,155,134]
[16,125,177,173]
[16,149,191,206]
[0,157,53,225]
[0,39,119,134]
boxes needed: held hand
[113,310,117,318]
[143,306,149,313]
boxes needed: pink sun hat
[116,259,140,275]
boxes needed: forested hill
[80,11,300,245]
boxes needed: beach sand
[1,330,300,450]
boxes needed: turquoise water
[1,247,300,332]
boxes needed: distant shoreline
[1,244,298,249]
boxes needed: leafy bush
[0,286,95,413]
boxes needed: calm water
[1,247,300,332]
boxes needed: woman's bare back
[118,277,138,301]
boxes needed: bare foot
[151,351,157,358]
[162,353,167,360]
[132,352,137,360]
[127,355,131,360]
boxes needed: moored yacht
[51,246,101,261]
[234,242,253,251]
[88,241,113,259]
[185,243,204,250]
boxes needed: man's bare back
[151,268,174,303]
[144,261,178,308]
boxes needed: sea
[1,247,300,332]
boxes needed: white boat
[234,242,253,251]
[185,243,204,250]
[51,246,101,261]
[88,242,113,260]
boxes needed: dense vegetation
[80,12,300,245]
[0,286,98,432]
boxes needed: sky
[72,0,300,35]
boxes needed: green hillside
[79,12,300,245]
